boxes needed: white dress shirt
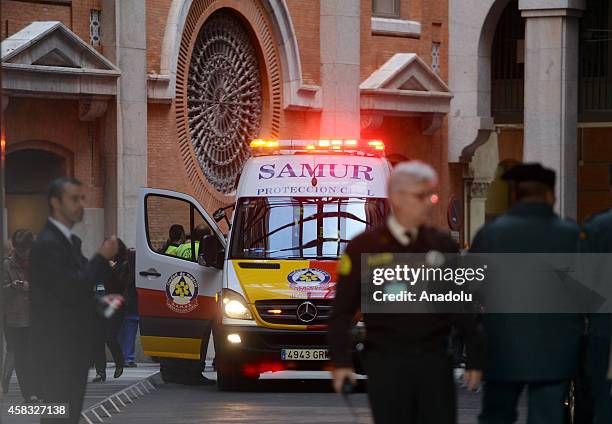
[386,215,418,247]
[48,217,74,244]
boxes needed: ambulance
[136,139,391,389]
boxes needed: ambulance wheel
[216,368,258,391]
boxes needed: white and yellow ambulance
[136,139,391,389]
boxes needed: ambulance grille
[255,299,333,325]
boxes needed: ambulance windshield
[230,196,389,260]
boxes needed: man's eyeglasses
[408,191,439,204]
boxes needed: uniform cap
[501,163,555,189]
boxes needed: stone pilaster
[519,0,585,218]
[320,0,361,138]
[101,0,147,247]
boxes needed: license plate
[281,349,329,361]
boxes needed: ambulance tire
[216,368,258,391]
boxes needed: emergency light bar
[249,139,385,156]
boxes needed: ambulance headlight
[222,289,253,320]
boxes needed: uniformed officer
[328,160,485,424]
[471,163,584,424]
[578,163,612,424]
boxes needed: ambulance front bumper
[215,323,365,373]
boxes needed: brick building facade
[449,0,612,241]
[2,0,454,253]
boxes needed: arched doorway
[6,149,67,237]
[466,0,525,242]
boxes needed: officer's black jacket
[328,223,485,370]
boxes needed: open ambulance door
[136,188,226,363]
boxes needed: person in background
[3,229,38,402]
[92,239,129,382]
[471,163,584,424]
[29,177,122,424]
[577,163,612,424]
[118,248,139,368]
[162,224,186,256]
[176,225,210,260]
[2,238,14,394]
[3,239,13,257]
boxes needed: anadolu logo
[165,271,199,313]
[287,268,332,292]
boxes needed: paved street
[1,366,528,424]
[1,364,158,424]
[99,371,524,424]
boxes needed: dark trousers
[365,350,456,424]
[479,380,569,424]
[93,315,124,374]
[39,360,89,424]
[4,325,37,400]
[586,337,612,424]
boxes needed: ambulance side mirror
[201,235,224,269]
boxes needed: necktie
[70,234,84,258]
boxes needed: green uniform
[175,241,199,260]
[470,202,583,424]
[580,209,612,424]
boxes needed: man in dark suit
[329,161,485,424]
[29,177,121,423]
[471,164,584,424]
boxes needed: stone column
[519,0,585,218]
[468,181,490,243]
[320,0,361,138]
[467,132,499,241]
[101,0,147,247]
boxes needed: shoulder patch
[338,254,352,276]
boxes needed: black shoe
[92,373,106,382]
[114,366,124,379]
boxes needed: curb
[80,372,163,424]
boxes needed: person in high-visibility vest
[162,224,186,256]
[176,225,211,260]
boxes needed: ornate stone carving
[186,11,263,194]
[470,181,490,198]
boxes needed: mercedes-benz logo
[296,301,318,323]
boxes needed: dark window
[579,0,612,116]
[373,0,400,18]
[491,0,525,124]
